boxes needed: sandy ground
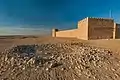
[0,36,120,53]
[0,36,120,59]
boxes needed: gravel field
[0,40,120,80]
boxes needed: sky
[0,0,120,35]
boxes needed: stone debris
[0,42,120,80]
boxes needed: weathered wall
[55,29,78,38]
[52,17,120,40]
[77,18,88,40]
[52,29,56,37]
[113,23,116,39]
[88,18,114,40]
[52,29,58,37]
[54,17,88,40]
[115,24,120,39]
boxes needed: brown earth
[0,36,120,80]
[0,36,120,52]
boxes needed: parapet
[78,17,88,22]
[88,17,114,21]
[52,28,59,32]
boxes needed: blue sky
[0,0,120,35]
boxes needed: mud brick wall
[52,29,58,37]
[113,23,116,39]
[55,29,78,38]
[88,18,114,40]
[52,17,119,40]
[77,18,88,40]
[115,24,120,39]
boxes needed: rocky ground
[0,41,120,80]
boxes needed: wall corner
[113,23,116,39]
[87,17,89,40]
[52,29,58,37]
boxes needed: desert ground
[0,36,120,80]
[0,36,120,53]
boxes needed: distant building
[52,17,120,40]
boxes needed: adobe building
[52,17,120,40]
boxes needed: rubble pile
[0,42,120,80]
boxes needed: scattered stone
[0,42,120,80]
[46,68,49,71]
